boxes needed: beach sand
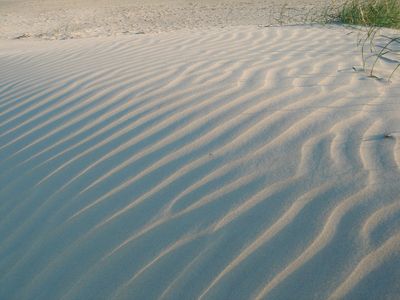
[0,1,400,300]
[0,0,339,39]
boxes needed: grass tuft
[336,0,400,80]
[339,0,400,28]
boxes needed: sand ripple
[0,26,399,300]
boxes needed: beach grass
[339,0,400,28]
[335,0,400,80]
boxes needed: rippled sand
[1,24,399,299]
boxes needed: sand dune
[0,25,400,299]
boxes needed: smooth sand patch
[0,0,339,39]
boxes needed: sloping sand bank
[0,25,400,299]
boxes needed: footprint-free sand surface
[1,1,400,299]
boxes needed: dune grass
[273,0,400,80]
[339,0,400,28]
[336,0,400,80]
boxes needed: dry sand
[0,0,339,39]
[0,1,400,300]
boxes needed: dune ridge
[1,25,400,299]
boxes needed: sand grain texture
[0,24,400,300]
[0,0,338,39]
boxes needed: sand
[1,1,400,300]
[0,0,340,39]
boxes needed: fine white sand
[1,2,400,300]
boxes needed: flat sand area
[1,1,400,300]
[0,0,338,39]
